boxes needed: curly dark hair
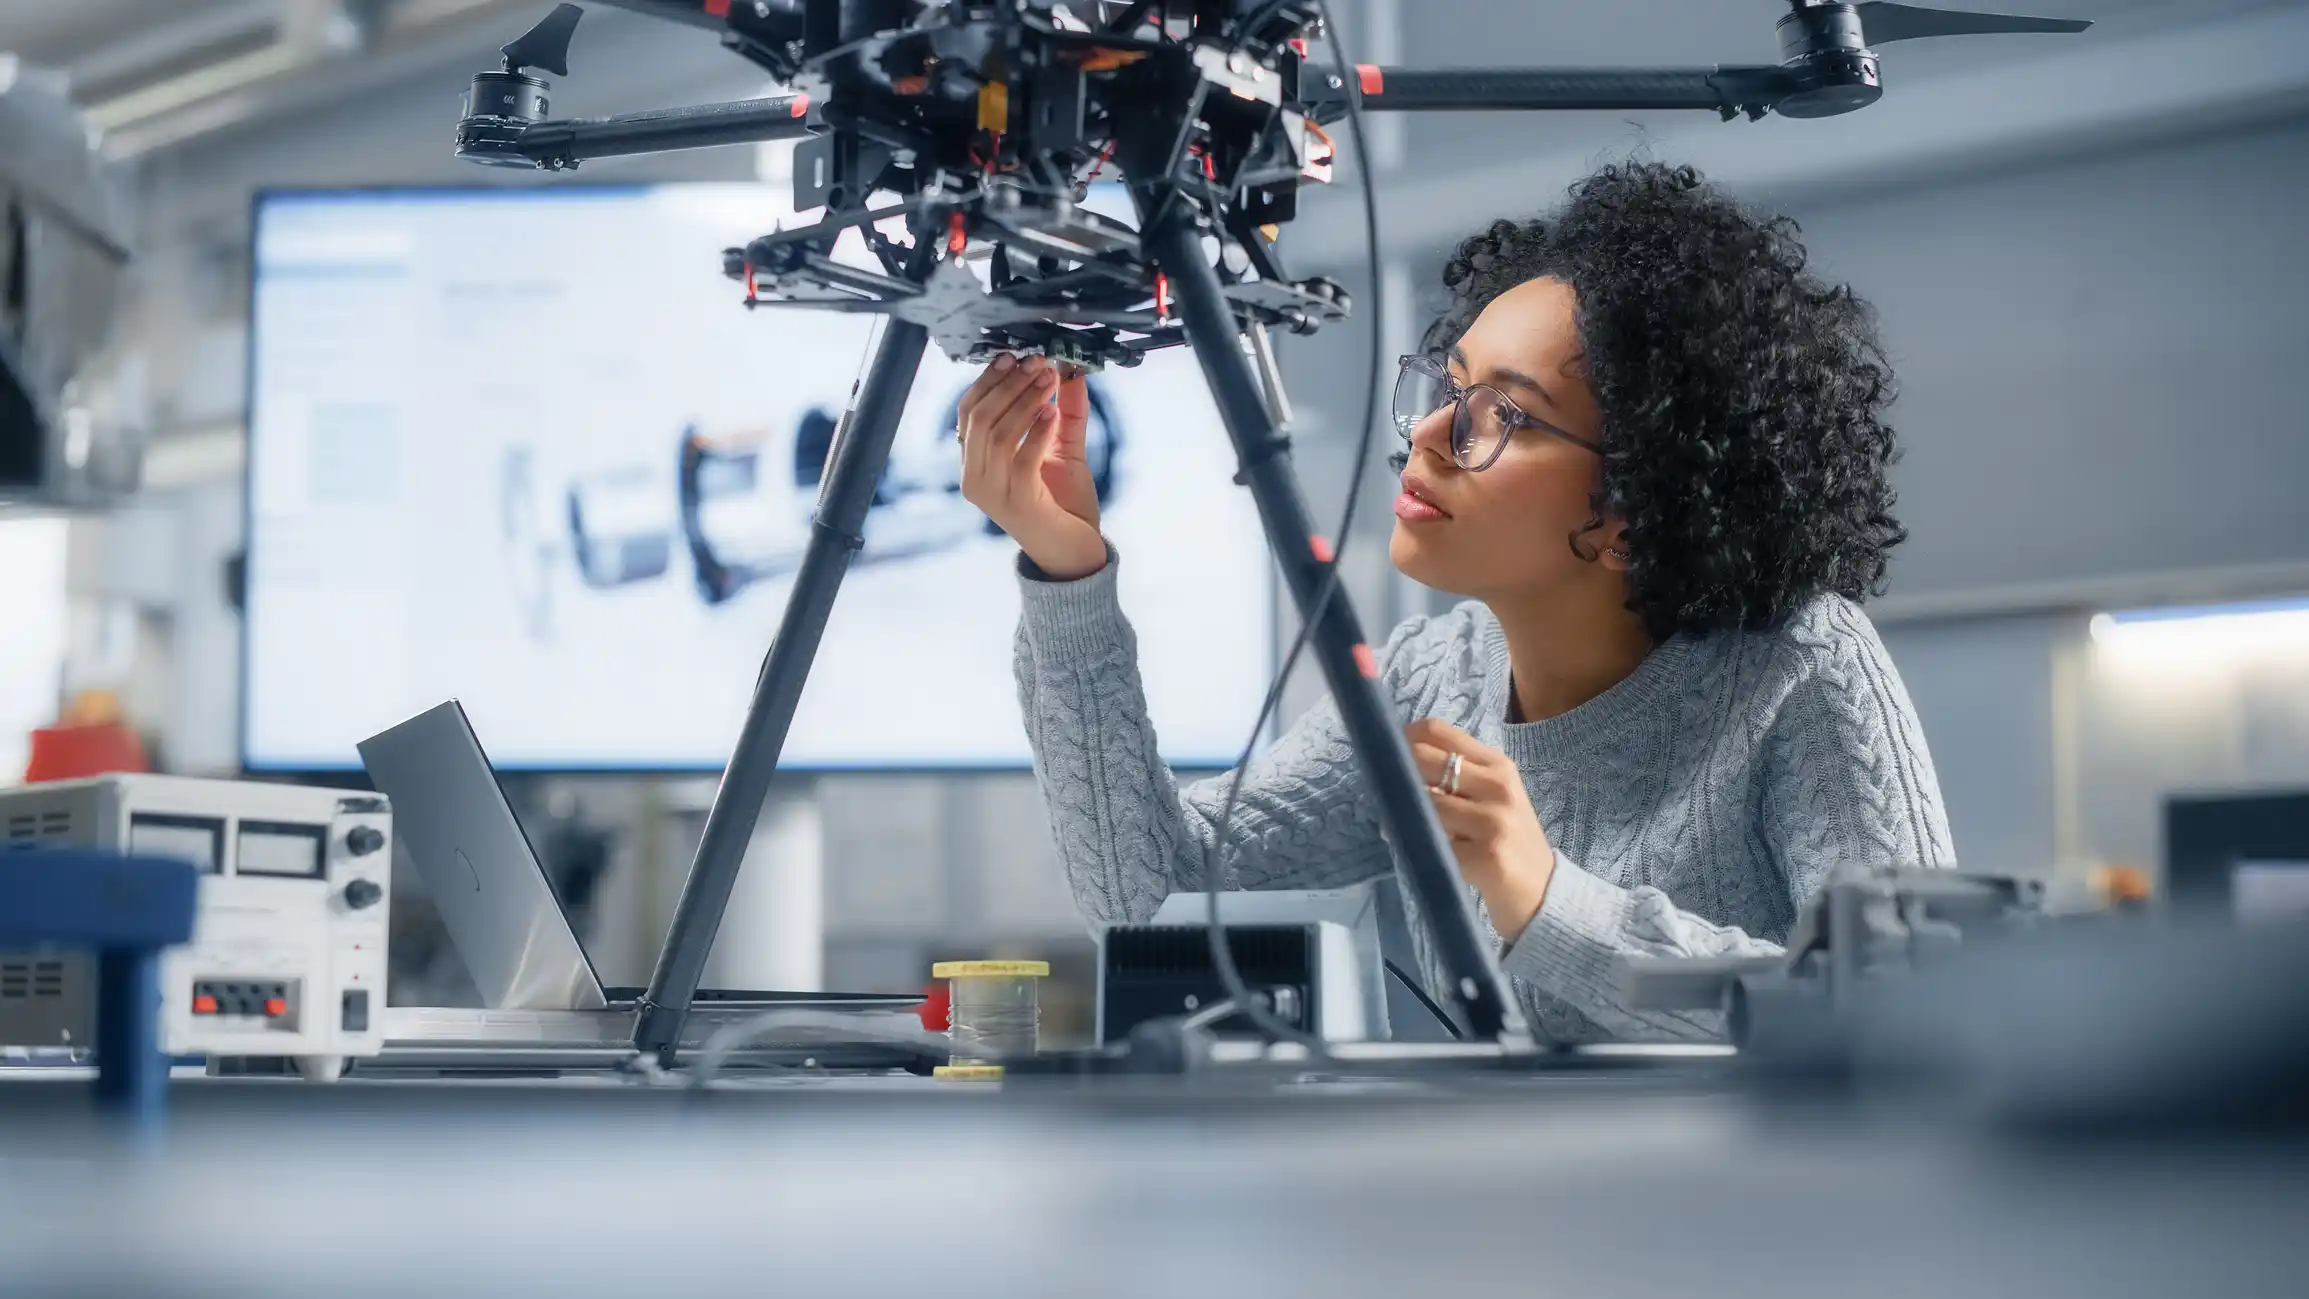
[1429,161,1906,641]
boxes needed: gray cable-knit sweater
[1013,549,1956,1042]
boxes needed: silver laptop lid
[357,700,608,1012]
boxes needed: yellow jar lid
[932,1064,1006,1081]
[931,960,1049,979]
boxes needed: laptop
[358,700,916,1015]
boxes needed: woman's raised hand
[957,353,1108,580]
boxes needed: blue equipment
[0,850,198,1129]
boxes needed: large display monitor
[242,185,1271,771]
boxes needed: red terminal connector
[192,994,218,1015]
[264,998,288,1018]
[917,981,951,1032]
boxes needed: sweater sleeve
[1014,545,1402,927]
[1499,600,1956,1041]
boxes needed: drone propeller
[1849,2,2092,45]
[502,2,583,76]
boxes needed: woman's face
[1387,275,1623,602]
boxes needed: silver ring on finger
[1441,751,1464,798]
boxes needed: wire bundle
[934,960,1048,1070]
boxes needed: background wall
[7,1,2308,1023]
[0,520,72,781]
[1806,119,2309,614]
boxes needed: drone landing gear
[634,206,1525,1062]
[634,235,938,1061]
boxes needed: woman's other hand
[1406,717,1558,943]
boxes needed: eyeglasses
[1391,353,1599,472]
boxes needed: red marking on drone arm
[1154,272,1170,320]
[1356,64,1383,96]
[791,94,809,117]
[948,211,967,255]
[1085,141,1116,182]
[744,262,758,302]
[1352,643,1379,678]
[705,0,730,16]
[1310,535,1334,564]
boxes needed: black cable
[1198,0,1388,1051]
[1385,957,1465,1041]
[685,1010,968,1090]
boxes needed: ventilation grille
[3,810,75,852]
[1105,924,1312,983]
[0,958,69,1000]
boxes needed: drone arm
[484,94,818,168]
[579,0,728,32]
[1309,65,1793,119]
[789,253,922,302]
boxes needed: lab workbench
[3,1054,2305,1299]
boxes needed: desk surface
[3,1062,2306,1299]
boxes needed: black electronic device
[1096,888,1394,1044]
[448,1,2091,1064]
[2165,790,2309,921]
[1101,924,1316,1041]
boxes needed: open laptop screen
[359,699,609,1011]
[360,700,923,1014]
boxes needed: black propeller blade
[1853,2,2092,45]
[502,3,584,76]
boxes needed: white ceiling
[0,0,250,68]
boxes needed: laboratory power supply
[0,774,391,1080]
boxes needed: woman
[957,162,1953,1042]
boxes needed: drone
[458,1,2089,370]
[451,1,2090,1064]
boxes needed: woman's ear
[1595,517,1632,572]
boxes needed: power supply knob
[346,826,385,856]
[343,878,384,910]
